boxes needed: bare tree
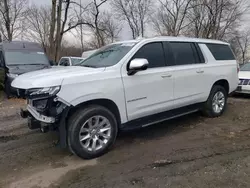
[187,0,248,39]
[234,29,250,64]
[101,12,121,43]
[88,0,108,48]
[72,0,119,49]
[151,0,192,36]
[0,0,28,41]
[26,5,51,52]
[111,0,152,39]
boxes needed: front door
[122,42,175,121]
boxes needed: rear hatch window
[206,43,235,60]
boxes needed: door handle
[196,70,204,74]
[161,74,172,78]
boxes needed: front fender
[69,92,108,106]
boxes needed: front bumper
[27,104,55,123]
[18,90,71,148]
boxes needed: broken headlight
[27,86,61,98]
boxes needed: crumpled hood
[238,71,250,79]
[11,66,105,89]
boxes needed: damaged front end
[19,86,70,147]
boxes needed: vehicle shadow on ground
[231,93,250,99]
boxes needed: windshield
[240,63,250,71]
[79,43,137,68]
[4,51,49,65]
[71,58,85,65]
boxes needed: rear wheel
[67,105,118,159]
[202,85,227,117]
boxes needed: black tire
[67,105,118,159]
[202,85,227,117]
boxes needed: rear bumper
[235,85,250,94]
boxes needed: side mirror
[128,58,149,75]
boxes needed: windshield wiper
[8,63,47,66]
[81,65,98,68]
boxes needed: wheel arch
[212,79,229,94]
[67,98,122,127]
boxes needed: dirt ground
[1,93,250,188]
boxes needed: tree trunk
[49,0,56,60]
[55,0,62,61]
[3,0,12,41]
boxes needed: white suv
[12,37,238,159]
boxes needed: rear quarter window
[206,43,235,60]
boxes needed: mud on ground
[0,95,250,188]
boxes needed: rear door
[168,42,206,108]
[0,51,6,90]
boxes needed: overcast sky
[29,0,250,46]
[29,0,133,46]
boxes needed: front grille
[239,79,250,85]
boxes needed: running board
[120,103,202,131]
[141,109,199,128]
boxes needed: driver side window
[132,42,166,68]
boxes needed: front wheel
[202,85,227,117]
[67,105,118,159]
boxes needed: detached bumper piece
[20,108,41,130]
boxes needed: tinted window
[4,51,49,65]
[170,42,196,65]
[132,42,165,68]
[195,44,205,63]
[206,44,235,60]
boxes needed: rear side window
[132,42,165,68]
[170,42,197,65]
[206,44,235,60]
